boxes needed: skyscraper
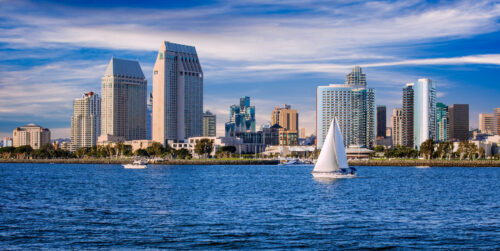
[436,102,448,142]
[203,111,216,137]
[101,57,147,140]
[316,66,375,149]
[402,83,414,147]
[479,113,496,135]
[13,124,51,149]
[225,96,256,136]
[494,108,500,136]
[271,104,299,132]
[152,41,203,144]
[146,92,152,140]
[391,108,403,146]
[448,104,469,141]
[377,105,386,138]
[412,78,436,149]
[71,92,101,149]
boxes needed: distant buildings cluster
[4,41,499,158]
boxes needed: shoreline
[0,158,499,167]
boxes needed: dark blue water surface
[1,164,499,249]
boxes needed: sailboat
[312,118,356,179]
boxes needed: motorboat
[123,160,148,169]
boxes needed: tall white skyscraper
[412,78,436,149]
[71,92,101,149]
[316,66,375,149]
[152,41,203,144]
[101,57,147,140]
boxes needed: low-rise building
[12,124,51,149]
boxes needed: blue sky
[1,0,499,138]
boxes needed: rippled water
[1,163,499,249]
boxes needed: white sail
[313,119,339,172]
[334,119,349,170]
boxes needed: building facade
[225,96,256,136]
[495,108,500,136]
[13,124,51,149]
[391,108,403,146]
[479,113,496,135]
[203,111,216,137]
[271,104,299,132]
[402,83,414,147]
[448,104,469,141]
[152,41,203,144]
[146,92,152,140]
[436,102,448,142]
[101,57,147,140]
[316,66,375,149]
[412,79,436,149]
[71,92,101,149]
[377,105,386,138]
[2,137,13,147]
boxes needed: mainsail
[313,118,348,172]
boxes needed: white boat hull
[123,164,147,169]
[312,172,355,179]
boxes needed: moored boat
[123,160,148,169]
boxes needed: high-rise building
[225,96,256,136]
[203,111,216,137]
[71,92,101,149]
[413,79,436,149]
[479,113,496,135]
[300,128,306,138]
[101,57,147,140]
[377,105,386,138]
[448,104,469,141]
[146,92,152,140]
[13,124,51,149]
[391,108,403,146]
[436,102,448,142]
[316,66,375,149]
[152,41,203,144]
[495,108,500,135]
[271,104,299,132]
[402,83,414,147]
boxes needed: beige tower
[271,104,298,131]
[71,92,101,149]
[391,108,403,146]
[479,113,496,135]
[495,108,500,136]
[153,41,203,144]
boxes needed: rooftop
[104,57,145,79]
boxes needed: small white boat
[279,158,304,165]
[312,118,356,179]
[123,160,148,169]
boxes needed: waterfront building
[479,113,496,135]
[203,111,216,137]
[377,105,386,139]
[495,108,500,135]
[146,92,152,140]
[152,41,203,144]
[2,137,13,147]
[449,104,469,141]
[12,124,51,149]
[278,128,298,146]
[271,104,299,132]
[316,66,375,149]
[411,79,436,149]
[300,128,306,138]
[71,91,101,149]
[402,83,414,147]
[225,96,256,136]
[101,57,147,140]
[391,108,403,146]
[436,102,449,142]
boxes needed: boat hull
[123,164,147,169]
[311,172,355,179]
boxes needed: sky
[0,0,499,139]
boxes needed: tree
[14,145,33,159]
[374,145,385,152]
[146,142,167,157]
[419,139,434,160]
[478,147,486,159]
[216,146,236,158]
[134,149,149,157]
[174,148,191,159]
[194,138,214,158]
[0,146,15,159]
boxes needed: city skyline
[1,0,500,138]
